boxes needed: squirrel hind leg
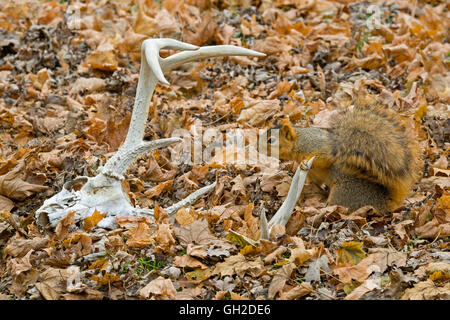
[328,174,389,214]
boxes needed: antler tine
[266,156,315,232]
[143,38,266,85]
[143,38,199,85]
[161,45,266,74]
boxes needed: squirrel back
[331,102,422,209]
[261,98,422,212]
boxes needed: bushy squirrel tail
[331,96,422,210]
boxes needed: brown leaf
[268,262,295,299]
[174,207,200,226]
[35,268,72,300]
[0,164,48,201]
[278,282,313,300]
[154,204,170,225]
[401,280,450,300]
[126,222,153,248]
[134,5,180,37]
[288,237,316,266]
[173,255,207,269]
[174,218,216,247]
[3,236,49,258]
[184,11,217,46]
[83,209,106,232]
[139,276,177,299]
[69,77,106,95]
[85,42,118,71]
[144,180,173,199]
[154,223,175,254]
[213,253,263,278]
[54,211,76,242]
[333,254,378,284]
[116,216,154,228]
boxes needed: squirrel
[260,96,423,214]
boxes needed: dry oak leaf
[69,77,106,95]
[83,209,106,232]
[0,164,48,201]
[154,223,175,254]
[7,249,34,279]
[415,194,450,239]
[139,276,177,299]
[237,99,281,127]
[144,179,173,199]
[0,195,14,211]
[173,255,207,269]
[184,10,217,46]
[85,42,118,71]
[344,278,380,300]
[116,216,154,229]
[336,241,366,266]
[253,36,292,55]
[414,262,450,280]
[7,250,39,298]
[90,273,121,285]
[54,211,76,242]
[369,248,407,273]
[133,6,180,37]
[153,204,170,225]
[186,243,207,259]
[62,232,92,257]
[3,236,49,258]
[278,282,313,300]
[213,254,264,278]
[126,222,153,248]
[268,262,296,299]
[174,218,216,247]
[333,253,379,284]
[35,267,72,300]
[351,53,385,70]
[288,236,317,266]
[401,280,450,300]
[174,207,200,226]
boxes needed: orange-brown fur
[262,99,422,213]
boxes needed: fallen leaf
[174,218,216,247]
[0,163,48,201]
[401,280,450,300]
[173,255,207,269]
[54,211,76,242]
[139,276,177,299]
[336,241,366,266]
[268,262,295,299]
[213,254,263,278]
[126,222,153,248]
[83,209,106,232]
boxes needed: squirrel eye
[268,137,276,144]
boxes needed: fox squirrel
[261,97,422,213]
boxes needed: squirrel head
[260,119,297,160]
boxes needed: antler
[36,38,265,229]
[260,157,315,239]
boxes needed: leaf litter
[0,0,448,300]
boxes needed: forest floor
[0,0,448,300]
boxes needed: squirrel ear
[280,119,296,142]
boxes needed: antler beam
[36,38,265,230]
